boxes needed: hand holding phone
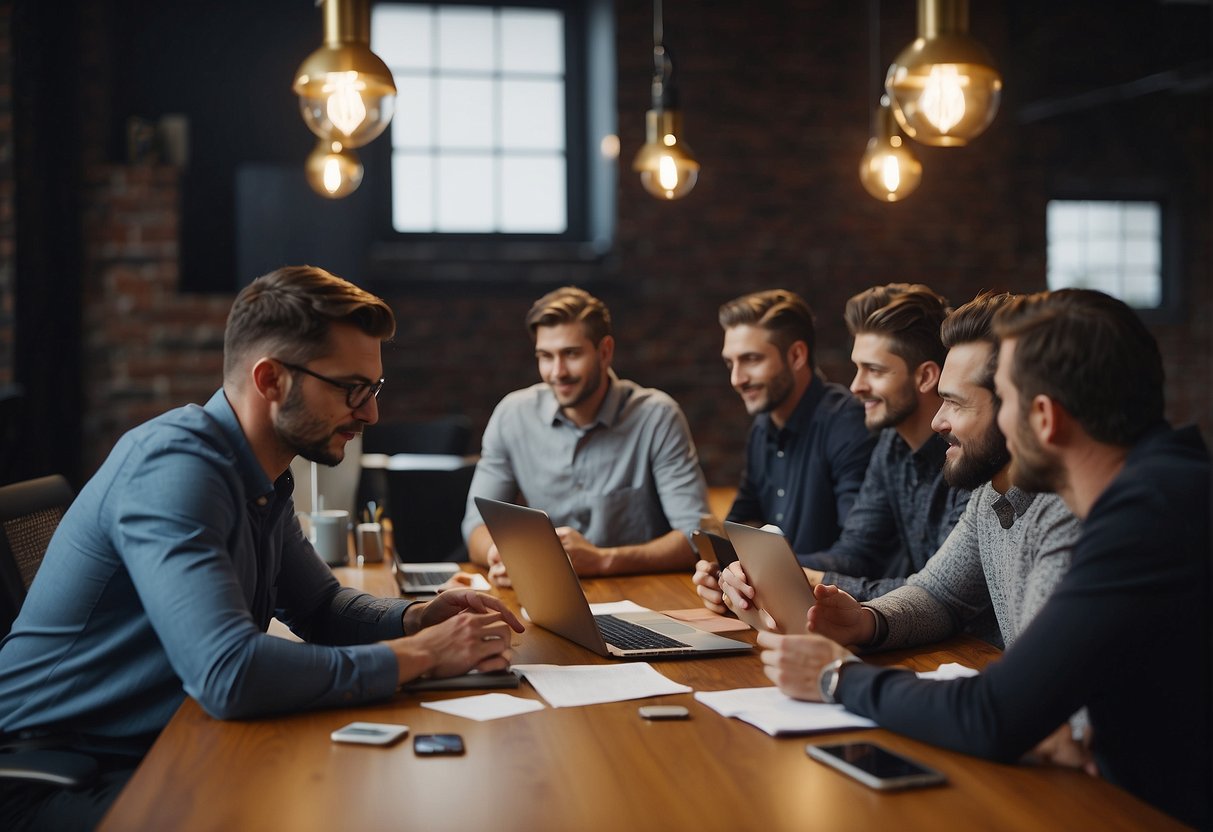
[806,742,946,791]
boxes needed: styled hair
[940,290,1016,392]
[844,283,950,371]
[993,288,1165,446]
[223,265,395,379]
[525,286,612,345]
[718,289,817,366]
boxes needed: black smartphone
[413,733,465,756]
[806,742,946,791]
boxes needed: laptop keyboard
[594,615,687,651]
[404,570,454,587]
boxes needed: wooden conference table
[100,562,1182,832]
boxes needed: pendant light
[885,0,1002,146]
[305,140,364,199]
[860,96,922,201]
[632,0,699,200]
[859,0,921,202]
[293,0,397,150]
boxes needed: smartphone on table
[806,742,946,791]
[414,733,465,756]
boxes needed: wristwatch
[818,655,861,704]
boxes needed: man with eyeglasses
[0,266,524,831]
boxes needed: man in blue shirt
[0,266,523,830]
[697,285,968,609]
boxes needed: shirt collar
[204,389,278,503]
[988,485,1038,529]
[541,369,622,429]
[762,374,826,438]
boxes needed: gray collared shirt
[462,371,710,547]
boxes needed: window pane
[1124,238,1158,269]
[373,5,432,70]
[1123,271,1162,308]
[436,154,495,231]
[501,79,565,150]
[1047,201,1082,238]
[500,155,566,232]
[438,7,495,72]
[1046,199,1162,309]
[1123,202,1159,236]
[501,9,564,74]
[1084,203,1120,238]
[393,153,434,232]
[437,78,495,149]
[392,75,432,149]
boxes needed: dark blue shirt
[727,376,875,555]
[802,429,970,600]
[0,391,409,744]
[838,424,1211,828]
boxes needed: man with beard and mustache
[0,267,524,830]
[755,289,1209,829]
[771,291,1080,658]
[462,286,710,587]
[697,285,967,613]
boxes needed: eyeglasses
[277,361,385,409]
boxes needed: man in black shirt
[758,289,1210,828]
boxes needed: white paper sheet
[694,686,876,736]
[513,663,692,708]
[915,662,980,681]
[420,693,546,721]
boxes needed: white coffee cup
[310,509,350,567]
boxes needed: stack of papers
[694,687,876,736]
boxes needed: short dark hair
[718,290,817,366]
[994,288,1165,446]
[223,265,395,379]
[844,283,950,371]
[525,286,612,345]
[940,290,1016,392]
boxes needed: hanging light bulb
[885,0,1002,146]
[293,0,396,149]
[632,1,699,200]
[859,95,922,202]
[306,140,364,199]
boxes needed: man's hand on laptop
[393,591,526,683]
[486,545,512,588]
[692,561,727,614]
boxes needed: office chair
[0,473,99,789]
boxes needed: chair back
[0,474,74,636]
[361,417,472,456]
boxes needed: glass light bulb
[919,65,967,134]
[324,72,369,137]
[633,109,700,200]
[658,155,680,191]
[305,141,364,199]
[881,155,902,193]
[859,98,923,203]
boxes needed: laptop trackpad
[630,616,697,636]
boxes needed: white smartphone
[638,705,690,720]
[330,722,410,746]
[806,742,946,791]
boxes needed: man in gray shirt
[463,286,710,587]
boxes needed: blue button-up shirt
[726,376,875,555]
[0,390,408,745]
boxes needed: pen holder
[356,522,384,565]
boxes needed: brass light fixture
[859,0,921,202]
[885,0,1002,146]
[860,95,922,202]
[305,140,365,199]
[293,0,397,150]
[632,0,699,200]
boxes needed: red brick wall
[0,0,12,387]
[79,166,229,474]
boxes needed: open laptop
[475,497,751,658]
[393,559,460,594]
[724,521,815,634]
